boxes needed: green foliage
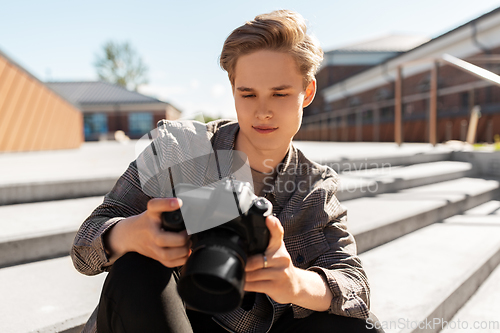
[94,41,148,91]
[193,114,221,123]
[473,142,500,151]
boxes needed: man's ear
[302,79,316,108]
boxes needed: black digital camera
[161,179,272,314]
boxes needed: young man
[72,10,383,333]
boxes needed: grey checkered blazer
[71,119,370,333]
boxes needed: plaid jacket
[71,119,370,333]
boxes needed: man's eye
[242,94,255,98]
[274,93,288,97]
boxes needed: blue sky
[1,0,499,119]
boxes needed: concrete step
[439,201,500,332]
[0,256,106,333]
[0,141,136,205]
[0,196,104,268]
[359,205,500,333]
[2,177,497,269]
[440,260,500,333]
[345,177,500,253]
[0,177,117,206]
[337,161,475,201]
[293,141,454,172]
[0,141,454,205]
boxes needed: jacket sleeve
[70,160,152,276]
[290,173,370,320]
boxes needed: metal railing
[395,54,500,146]
[300,54,500,145]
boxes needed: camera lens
[192,274,233,295]
[177,241,246,314]
[161,210,185,232]
[172,212,182,222]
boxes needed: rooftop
[328,34,430,53]
[46,81,168,106]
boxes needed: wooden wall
[0,53,83,152]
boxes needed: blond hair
[219,10,323,89]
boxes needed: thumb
[266,215,284,251]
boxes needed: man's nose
[255,100,272,120]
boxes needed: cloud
[190,79,200,89]
[211,84,226,98]
[150,70,168,80]
[138,84,187,102]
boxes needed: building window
[347,113,356,125]
[349,97,362,107]
[363,110,373,124]
[129,112,153,136]
[381,107,394,120]
[461,92,469,108]
[375,88,392,101]
[84,113,108,140]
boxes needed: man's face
[233,50,315,159]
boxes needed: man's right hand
[104,198,191,268]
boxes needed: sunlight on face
[233,50,315,160]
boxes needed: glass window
[347,113,356,125]
[381,107,394,120]
[84,113,108,140]
[363,110,373,124]
[129,112,153,136]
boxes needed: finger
[266,216,284,251]
[245,267,277,282]
[244,280,272,294]
[246,253,267,272]
[155,229,190,247]
[159,255,190,268]
[155,244,191,263]
[246,252,290,272]
[147,197,183,215]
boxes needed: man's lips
[252,126,278,134]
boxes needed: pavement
[0,140,456,187]
[1,139,499,333]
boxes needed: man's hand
[104,198,191,268]
[244,216,333,311]
[244,215,300,304]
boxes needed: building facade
[48,81,181,141]
[299,7,500,144]
[0,50,83,152]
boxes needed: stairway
[0,141,499,333]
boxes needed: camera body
[161,179,272,314]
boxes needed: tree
[94,41,149,91]
[193,113,221,123]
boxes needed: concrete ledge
[326,151,454,173]
[347,177,500,253]
[441,259,500,332]
[293,141,454,172]
[0,196,104,267]
[418,246,500,333]
[0,177,116,205]
[361,217,500,333]
[452,151,500,177]
[337,161,476,201]
[37,314,88,333]
[0,230,76,268]
[0,256,105,333]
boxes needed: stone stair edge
[361,216,500,333]
[350,178,500,253]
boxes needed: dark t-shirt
[251,167,277,197]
